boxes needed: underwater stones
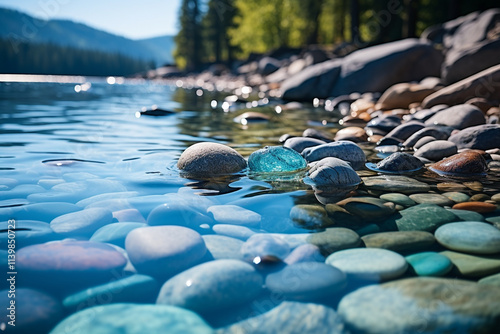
[62,274,159,311]
[248,146,307,173]
[384,121,425,141]
[265,262,346,301]
[379,193,416,207]
[435,221,500,254]
[0,288,63,334]
[337,197,395,220]
[0,220,58,249]
[208,205,261,227]
[338,277,500,334]
[408,193,455,206]
[90,222,147,248]
[212,224,257,241]
[283,137,326,153]
[430,151,489,176]
[289,204,335,229]
[307,228,361,256]
[302,128,333,142]
[326,248,408,281]
[452,201,497,213]
[367,152,423,173]
[17,240,127,291]
[380,204,459,232]
[425,104,485,129]
[156,259,263,315]
[301,141,366,169]
[177,142,247,177]
[147,202,213,232]
[362,175,430,194]
[284,244,325,265]
[307,157,361,187]
[51,303,214,334]
[448,124,500,150]
[203,235,244,260]
[362,231,436,253]
[334,126,368,142]
[0,201,80,223]
[125,226,207,279]
[218,301,347,334]
[240,234,291,263]
[405,252,453,276]
[402,127,450,148]
[50,207,114,237]
[442,191,470,203]
[440,251,500,278]
[414,140,458,161]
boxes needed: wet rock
[208,205,261,227]
[379,204,459,232]
[0,201,80,223]
[379,193,416,207]
[265,262,346,301]
[448,124,500,150]
[405,252,453,276]
[212,224,257,241]
[51,303,214,334]
[202,235,244,261]
[375,82,439,110]
[334,127,368,142]
[414,140,458,161]
[430,151,489,176]
[258,57,281,75]
[156,259,263,315]
[424,104,485,130]
[147,202,213,233]
[177,142,247,177]
[17,240,127,292]
[283,137,326,153]
[302,128,333,142]
[447,208,485,222]
[49,207,113,237]
[436,221,500,254]
[90,222,147,248]
[366,115,401,133]
[338,277,500,334]
[368,152,424,173]
[0,220,58,249]
[362,231,436,253]
[422,64,500,108]
[302,141,366,169]
[290,204,335,229]
[248,146,307,173]
[307,157,361,188]
[376,136,403,146]
[441,191,470,203]
[403,126,451,148]
[307,227,361,256]
[326,248,408,281]
[408,193,455,206]
[337,197,395,220]
[125,226,207,279]
[0,288,63,333]
[452,201,497,213]
[284,244,325,265]
[441,250,500,278]
[240,234,290,263]
[362,175,430,194]
[479,272,500,287]
[218,301,347,334]
[62,274,159,311]
[383,121,425,142]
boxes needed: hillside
[0,7,174,66]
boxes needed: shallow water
[1,77,500,333]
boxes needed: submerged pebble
[430,151,489,177]
[248,146,307,173]
[302,141,366,169]
[241,234,291,263]
[366,152,423,174]
[435,221,500,254]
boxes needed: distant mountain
[0,7,174,66]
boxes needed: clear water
[1,77,500,332]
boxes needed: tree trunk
[350,0,360,43]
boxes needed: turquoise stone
[248,146,307,172]
[405,252,453,276]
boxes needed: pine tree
[175,0,203,71]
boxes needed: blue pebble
[248,146,307,173]
[405,252,453,277]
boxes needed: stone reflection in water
[184,174,243,196]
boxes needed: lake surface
[1,76,500,333]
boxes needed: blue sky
[0,0,181,39]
